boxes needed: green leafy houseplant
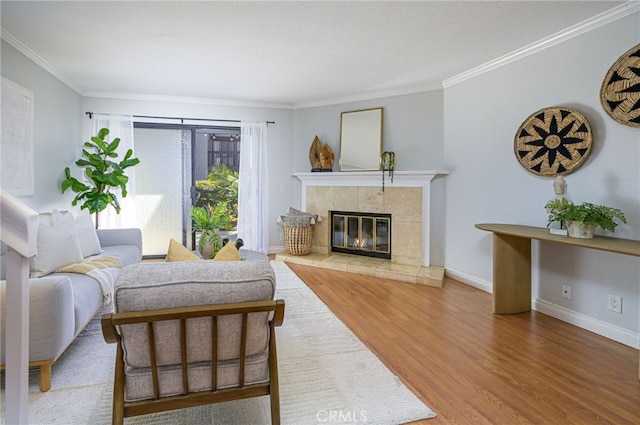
[191,202,232,258]
[194,164,239,224]
[545,198,626,235]
[61,128,140,228]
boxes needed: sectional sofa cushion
[31,212,83,278]
[0,275,76,362]
[74,213,102,257]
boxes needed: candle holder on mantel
[381,151,395,191]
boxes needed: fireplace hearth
[330,210,391,259]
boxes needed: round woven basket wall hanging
[600,43,640,128]
[514,106,592,176]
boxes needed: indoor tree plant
[544,198,626,239]
[61,128,140,228]
[191,201,232,258]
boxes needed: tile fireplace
[330,210,391,259]
[282,170,449,286]
[294,170,448,267]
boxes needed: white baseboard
[269,245,286,255]
[446,268,639,349]
[534,299,640,349]
[445,268,493,293]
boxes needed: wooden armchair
[102,299,285,425]
[100,260,284,425]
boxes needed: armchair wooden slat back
[179,319,188,395]
[146,322,160,399]
[102,299,285,425]
[239,312,248,387]
[211,315,218,389]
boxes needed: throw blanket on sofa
[56,256,123,305]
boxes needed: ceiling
[0,1,630,108]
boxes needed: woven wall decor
[514,107,592,176]
[600,43,640,128]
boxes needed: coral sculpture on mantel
[309,135,334,172]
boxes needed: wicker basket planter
[279,207,317,256]
[284,226,312,256]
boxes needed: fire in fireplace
[330,210,391,259]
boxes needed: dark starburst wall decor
[600,43,640,128]
[514,106,592,177]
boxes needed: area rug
[1,261,436,424]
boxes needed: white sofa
[0,223,142,391]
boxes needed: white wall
[293,91,444,173]
[0,36,296,251]
[1,40,83,212]
[443,12,640,345]
[82,97,295,253]
[292,91,448,264]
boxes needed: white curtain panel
[91,114,136,228]
[238,121,269,253]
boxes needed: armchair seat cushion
[124,352,269,402]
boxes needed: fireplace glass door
[331,211,391,259]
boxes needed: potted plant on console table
[544,198,626,239]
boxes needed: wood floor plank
[285,262,640,425]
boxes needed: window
[133,123,240,257]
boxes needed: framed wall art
[1,77,34,196]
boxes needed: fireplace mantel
[294,170,449,267]
[294,170,448,193]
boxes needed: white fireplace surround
[294,170,449,267]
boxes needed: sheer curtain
[91,114,136,228]
[238,121,269,253]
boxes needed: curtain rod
[85,112,274,125]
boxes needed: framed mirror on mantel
[339,107,383,171]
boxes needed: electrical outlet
[561,284,572,300]
[607,295,622,314]
[279,232,284,241]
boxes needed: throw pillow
[213,241,241,261]
[288,207,319,223]
[166,239,201,262]
[31,212,84,277]
[75,213,103,257]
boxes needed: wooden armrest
[101,313,121,344]
[271,299,285,327]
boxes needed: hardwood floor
[284,262,640,425]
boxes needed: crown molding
[4,1,637,108]
[82,91,294,110]
[293,83,443,110]
[2,27,294,109]
[443,1,639,88]
[1,28,85,95]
